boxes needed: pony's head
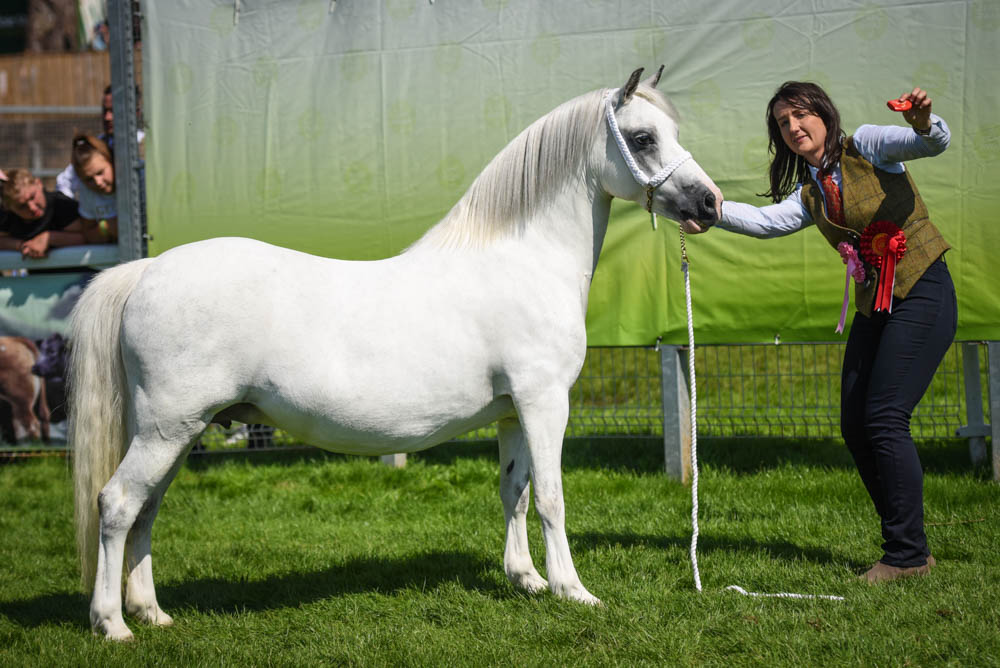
[413,67,721,251]
[597,67,722,232]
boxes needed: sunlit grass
[1,438,997,666]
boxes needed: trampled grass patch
[1,438,997,666]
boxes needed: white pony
[69,67,721,640]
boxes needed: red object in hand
[887,99,912,112]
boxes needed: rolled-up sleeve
[853,114,950,166]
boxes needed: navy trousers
[840,258,957,567]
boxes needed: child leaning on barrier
[0,168,88,259]
[71,134,118,243]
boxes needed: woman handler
[714,82,955,582]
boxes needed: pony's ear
[620,67,643,104]
[644,65,664,89]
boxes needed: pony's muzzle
[677,183,721,229]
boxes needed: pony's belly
[273,394,516,456]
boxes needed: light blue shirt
[718,114,950,238]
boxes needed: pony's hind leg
[91,432,195,640]
[515,390,600,606]
[124,464,183,627]
[497,417,547,594]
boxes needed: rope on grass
[724,585,845,601]
[679,227,845,603]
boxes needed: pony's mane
[410,87,613,251]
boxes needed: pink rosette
[838,242,866,283]
[835,242,865,334]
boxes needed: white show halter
[603,91,691,230]
[607,86,844,603]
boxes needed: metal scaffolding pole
[108,0,145,262]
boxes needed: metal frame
[107,0,145,262]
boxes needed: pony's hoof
[134,607,173,627]
[575,590,603,607]
[509,570,548,594]
[554,583,602,606]
[94,620,134,642]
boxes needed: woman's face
[79,153,115,195]
[773,99,828,168]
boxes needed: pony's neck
[523,177,612,280]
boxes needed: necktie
[820,172,846,226]
[824,172,854,332]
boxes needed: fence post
[660,344,691,483]
[988,342,1000,482]
[381,453,407,468]
[957,342,989,466]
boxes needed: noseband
[603,91,691,230]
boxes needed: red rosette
[859,220,906,312]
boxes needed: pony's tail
[68,258,154,590]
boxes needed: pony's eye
[631,131,655,148]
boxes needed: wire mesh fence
[0,106,104,187]
[562,341,979,440]
[189,340,990,451]
[694,342,972,439]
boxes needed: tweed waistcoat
[800,137,950,317]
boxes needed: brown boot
[861,560,931,583]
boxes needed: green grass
[1,439,997,666]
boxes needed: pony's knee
[532,488,565,523]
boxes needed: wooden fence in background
[0,50,111,107]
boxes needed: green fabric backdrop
[142,1,1000,345]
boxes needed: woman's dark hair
[761,81,845,202]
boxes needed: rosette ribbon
[835,241,866,333]
[860,220,907,314]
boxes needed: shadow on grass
[409,437,981,477]
[0,549,503,631]
[8,435,981,479]
[182,446,351,472]
[572,530,856,568]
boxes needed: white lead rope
[605,83,844,602]
[682,255,702,592]
[680,237,844,603]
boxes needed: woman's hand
[899,87,932,132]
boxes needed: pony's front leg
[497,417,547,594]
[516,390,600,606]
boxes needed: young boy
[0,169,87,259]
